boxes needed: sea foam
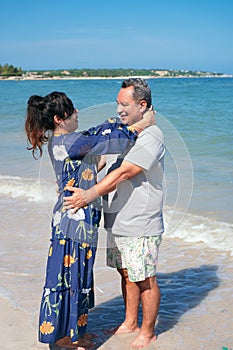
[164,208,233,256]
[0,174,56,203]
[1,175,232,256]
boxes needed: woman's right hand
[142,106,156,126]
[128,106,156,134]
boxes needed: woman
[25,91,154,349]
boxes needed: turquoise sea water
[0,78,232,255]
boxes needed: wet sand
[0,221,233,350]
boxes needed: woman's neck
[53,127,69,135]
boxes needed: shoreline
[1,232,233,350]
[0,238,233,350]
[0,75,232,81]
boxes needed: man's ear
[139,100,147,112]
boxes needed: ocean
[0,78,233,335]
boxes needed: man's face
[116,86,146,126]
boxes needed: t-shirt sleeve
[124,127,165,171]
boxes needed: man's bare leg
[130,276,160,348]
[117,268,141,333]
[104,268,140,334]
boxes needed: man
[64,78,165,348]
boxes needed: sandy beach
[1,219,233,350]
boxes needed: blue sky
[1,0,233,74]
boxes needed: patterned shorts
[107,234,162,282]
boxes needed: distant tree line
[0,63,225,78]
[26,68,223,78]
[0,64,23,76]
[63,68,160,77]
[38,68,161,78]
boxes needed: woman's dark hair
[25,91,75,158]
[121,78,152,108]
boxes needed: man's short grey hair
[121,78,152,108]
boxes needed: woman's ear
[54,115,63,126]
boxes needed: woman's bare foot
[56,335,95,349]
[130,333,156,349]
[103,322,140,335]
[56,336,73,348]
[82,333,98,340]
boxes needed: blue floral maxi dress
[38,119,137,344]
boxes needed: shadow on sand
[51,264,220,349]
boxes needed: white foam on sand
[1,175,233,256]
[0,174,56,203]
[164,208,233,255]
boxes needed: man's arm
[64,160,143,212]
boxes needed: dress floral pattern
[38,118,137,344]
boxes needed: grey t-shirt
[103,125,165,236]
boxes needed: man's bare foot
[56,335,95,349]
[103,322,140,335]
[130,333,156,349]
